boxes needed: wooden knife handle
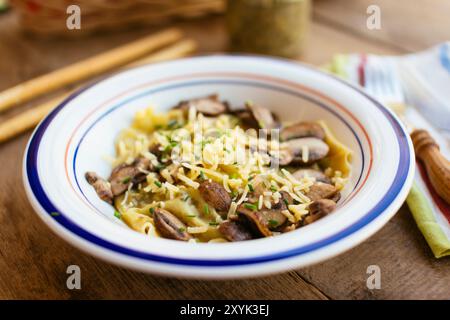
[411,129,450,204]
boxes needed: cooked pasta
[85,94,352,242]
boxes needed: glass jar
[226,0,311,58]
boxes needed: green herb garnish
[121,176,131,184]
[248,183,254,192]
[270,186,277,192]
[114,211,122,219]
[268,219,279,227]
[244,203,257,211]
[209,222,220,226]
[50,212,60,217]
[167,119,179,129]
[199,170,206,181]
[203,204,210,215]
[283,198,289,206]
[154,181,162,188]
[178,227,186,232]
[183,194,190,202]
[186,214,197,218]
[149,207,155,215]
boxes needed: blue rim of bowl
[24,56,412,267]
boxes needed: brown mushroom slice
[237,203,287,237]
[292,168,331,184]
[153,208,192,241]
[109,157,152,196]
[246,102,278,129]
[198,180,232,217]
[286,137,329,165]
[281,122,325,141]
[330,191,341,203]
[232,109,259,129]
[218,221,253,242]
[85,172,113,204]
[305,182,338,202]
[271,148,295,166]
[175,94,227,116]
[303,199,336,225]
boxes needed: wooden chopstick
[0,28,183,113]
[0,39,197,144]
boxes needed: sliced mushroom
[286,137,329,165]
[232,109,259,129]
[198,181,232,217]
[108,157,152,196]
[270,148,295,167]
[305,182,338,202]
[175,94,228,116]
[330,192,341,203]
[85,172,113,204]
[303,199,336,225]
[218,221,253,242]
[237,201,288,237]
[292,168,331,184]
[153,208,192,241]
[246,102,278,129]
[281,122,325,141]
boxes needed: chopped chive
[203,204,210,215]
[248,176,254,181]
[244,203,257,211]
[270,186,277,192]
[199,170,206,180]
[209,222,220,226]
[50,212,60,217]
[121,176,131,184]
[268,219,279,227]
[154,181,162,188]
[163,142,177,152]
[283,198,289,206]
[149,207,155,215]
[231,190,238,198]
[155,163,165,171]
[167,119,179,129]
[114,211,121,219]
[186,214,197,218]
[230,173,239,179]
[178,227,186,232]
[248,183,254,192]
[182,194,190,202]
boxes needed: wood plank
[313,0,450,52]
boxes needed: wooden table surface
[1,0,450,300]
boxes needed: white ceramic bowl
[23,56,414,279]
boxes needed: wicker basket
[11,0,225,36]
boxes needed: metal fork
[364,56,408,119]
[364,56,450,204]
